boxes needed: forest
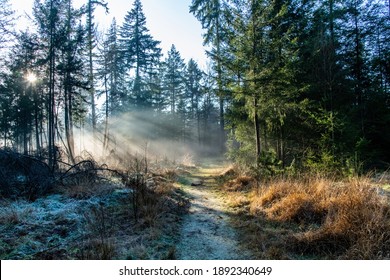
[0,0,390,260]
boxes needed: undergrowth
[0,149,189,260]
[221,167,390,259]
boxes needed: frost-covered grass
[0,173,188,260]
[0,194,89,259]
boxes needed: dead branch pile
[0,148,53,200]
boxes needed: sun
[26,72,37,84]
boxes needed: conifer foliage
[190,0,390,172]
[0,0,388,172]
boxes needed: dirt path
[176,165,252,260]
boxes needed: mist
[72,109,223,167]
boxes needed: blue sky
[10,0,207,67]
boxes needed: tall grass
[229,173,390,259]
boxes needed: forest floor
[174,161,390,260]
[175,163,253,260]
[2,154,389,260]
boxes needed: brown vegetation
[222,169,390,259]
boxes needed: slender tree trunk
[34,96,40,156]
[64,86,75,163]
[103,71,109,152]
[353,3,364,135]
[196,93,200,145]
[279,126,285,168]
[216,19,225,153]
[64,88,71,159]
[23,120,28,155]
[64,0,75,164]
[135,14,141,106]
[377,28,384,91]
[254,96,261,166]
[48,0,56,170]
[251,0,261,167]
[88,1,96,133]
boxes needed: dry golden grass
[226,192,250,209]
[224,176,256,192]
[228,174,390,259]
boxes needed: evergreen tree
[33,0,68,168]
[86,0,108,133]
[184,59,204,144]
[163,45,185,114]
[58,0,88,163]
[97,18,126,151]
[33,0,89,166]
[0,0,15,47]
[119,0,161,109]
[190,0,229,152]
[0,31,41,154]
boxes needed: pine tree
[0,30,41,154]
[97,18,126,151]
[190,0,229,152]
[33,0,89,166]
[33,0,68,168]
[58,0,88,163]
[0,0,15,47]
[163,45,185,114]
[184,59,204,144]
[119,0,161,109]
[86,0,108,133]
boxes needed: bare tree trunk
[254,96,261,167]
[34,97,40,156]
[353,2,364,135]
[103,72,109,153]
[48,0,56,170]
[64,0,75,164]
[216,19,225,153]
[87,0,96,133]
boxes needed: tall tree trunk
[64,0,75,164]
[216,18,225,153]
[103,71,109,152]
[254,96,261,166]
[353,2,364,135]
[64,87,74,163]
[87,0,96,133]
[48,0,56,170]
[279,125,285,168]
[34,96,40,156]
